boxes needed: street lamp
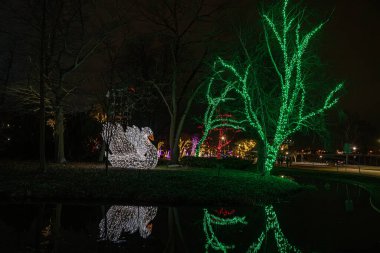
[220,136,226,157]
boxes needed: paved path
[281,162,380,179]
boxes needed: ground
[0,161,306,206]
[1,161,379,207]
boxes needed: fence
[296,153,380,167]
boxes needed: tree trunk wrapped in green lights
[196,0,343,175]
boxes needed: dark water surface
[1,180,380,253]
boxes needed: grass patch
[0,161,307,206]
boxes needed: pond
[0,179,379,252]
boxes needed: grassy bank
[0,161,308,206]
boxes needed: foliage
[0,112,101,161]
[157,159,172,166]
[65,112,102,161]
[233,139,257,159]
[0,114,55,160]
[181,156,255,171]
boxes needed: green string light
[203,206,301,253]
[197,0,343,173]
[203,208,248,253]
[246,206,301,253]
[195,74,247,156]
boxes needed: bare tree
[2,0,128,163]
[131,0,228,163]
[0,44,14,106]
[39,0,47,171]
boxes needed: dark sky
[2,0,379,130]
[235,0,380,127]
[309,0,380,127]
[225,0,380,130]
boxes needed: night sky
[237,0,380,129]
[1,0,380,139]
[310,0,380,128]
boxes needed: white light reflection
[99,206,158,242]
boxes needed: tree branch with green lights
[198,0,343,174]
[195,68,248,156]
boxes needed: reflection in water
[99,206,157,242]
[204,206,301,253]
[247,206,300,253]
[203,208,247,252]
[1,182,380,252]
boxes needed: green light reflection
[203,205,301,253]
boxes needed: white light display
[99,205,158,242]
[101,123,158,169]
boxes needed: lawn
[0,161,308,206]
